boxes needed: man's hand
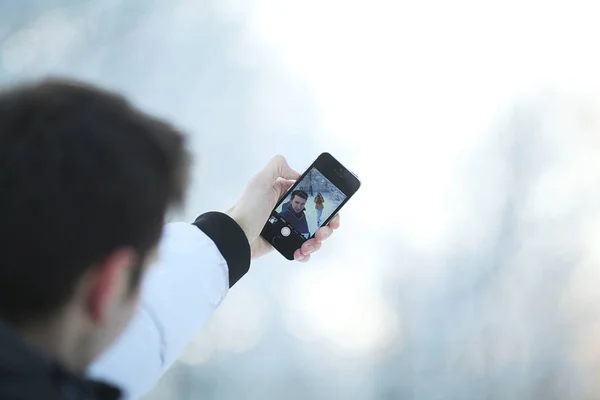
[227,155,341,262]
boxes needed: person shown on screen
[280,190,310,238]
[315,192,325,226]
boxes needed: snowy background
[4,1,600,399]
[276,167,346,235]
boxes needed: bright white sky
[233,0,600,246]
[4,0,600,388]
[222,0,600,358]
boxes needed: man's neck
[16,312,90,373]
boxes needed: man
[279,190,310,238]
[0,79,339,399]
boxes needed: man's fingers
[268,155,300,181]
[300,239,322,255]
[329,213,341,229]
[294,249,311,262]
[314,225,333,243]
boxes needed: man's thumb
[268,155,300,181]
[274,179,295,198]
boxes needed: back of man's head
[0,79,190,369]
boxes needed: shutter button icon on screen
[280,227,291,237]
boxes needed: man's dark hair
[0,78,190,324]
[291,190,308,201]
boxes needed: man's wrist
[225,207,252,243]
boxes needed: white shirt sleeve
[87,218,247,400]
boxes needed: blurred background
[3,1,600,399]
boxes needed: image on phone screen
[262,152,360,260]
[274,167,346,239]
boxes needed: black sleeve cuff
[192,212,251,288]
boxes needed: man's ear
[87,248,137,324]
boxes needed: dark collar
[0,321,121,400]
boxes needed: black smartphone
[260,152,361,260]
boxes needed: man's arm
[87,212,250,400]
[87,155,339,399]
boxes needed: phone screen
[262,152,360,260]
[270,166,348,239]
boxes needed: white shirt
[87,215,250,400]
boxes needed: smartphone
[260,152,361,260]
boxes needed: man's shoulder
[0,371,121,400]
[1,322,122,400]
[0,383,62,400]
